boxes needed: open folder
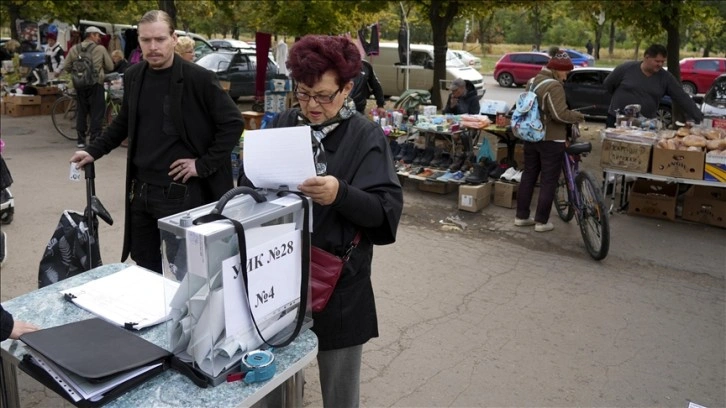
[19,318,171,407]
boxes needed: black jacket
[266,109,403,351]
[350,60,385,114]
[85,55,244,261]
[443,84,480,115]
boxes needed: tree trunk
[157,0,178,28]
[608,20,615,57]
[661,0,684,125]
[427,0,459,109]
[8,3,22,40]
[594,22,604,60]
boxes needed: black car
[564,67,672,127]
[196,49,278,100]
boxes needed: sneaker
[450,171,466,183]
[500,167,518,181]
[535,222,554,232]
[465,163,489,185]
[77,142,86,148]
[514,217,536,226]
[511,170,523,183]
[436,171,455,182]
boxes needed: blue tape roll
[241,350,276,384]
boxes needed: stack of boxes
[2,86,61,117]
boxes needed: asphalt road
[0,104,724,407]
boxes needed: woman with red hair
[241,35,403,407]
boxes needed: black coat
[269,110,403,351]
[350,60,385,114]
[85,55,244,261]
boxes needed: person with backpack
[64,26,114,148]
[514,49,584,232]
[44,32,65,79]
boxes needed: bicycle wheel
[554,174,575,222]
[51,95,77,141]
[575,171,610,261]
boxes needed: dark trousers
[129,180,206,273]
[516,141,565,224]
[75,83,105,143]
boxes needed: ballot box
[158,187,313,385]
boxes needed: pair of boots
[465,158,497,185]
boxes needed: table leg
[0,354,20,408]
[281,370,305,408]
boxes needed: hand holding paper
[243,126,316,191]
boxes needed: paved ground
[0,111,724,407]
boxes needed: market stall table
[0,263,317,408]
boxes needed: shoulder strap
[533,78,556,93]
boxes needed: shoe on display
[395,142,411,161]
[429,148,444,168]
[439,152,453,169]
[402,145,418,164]
[465,163,489,185]
[535,222,554,232]
[427,171,446,180]
[436,171,455,182]
[450,171,466,183]
[500,167,518,181]
[511,170,523,183]
[489,165,507,179]
[412,148,426,165]
[419,147,436,166]
[449,153,466,172]
[514,217,536,226]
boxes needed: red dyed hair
[286,35,361,88]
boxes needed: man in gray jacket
[65,26,114,148]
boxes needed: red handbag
[310,232,361,312]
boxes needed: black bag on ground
[38,210,101,288]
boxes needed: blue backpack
[511,79,556,142]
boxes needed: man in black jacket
[70,10,244,273]
[350,60,386,116]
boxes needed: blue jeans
[128,180,205,273]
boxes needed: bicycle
[553,123,610,261]
[51,79,123,141]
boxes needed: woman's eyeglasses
[294,88,341,105]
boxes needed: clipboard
[19,318,171,407]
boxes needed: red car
[679,57,726,95]
[494,52,550,87]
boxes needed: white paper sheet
[60,265,180,330]
[243,126,316,191]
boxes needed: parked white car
[451,50,482,70]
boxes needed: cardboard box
[682,185,726,228]
[0,100,6,115]
[711,118,726,130]
[651,147,705,180]
[458,182,492,212]
[493,181,519,208]
[627,179,678,220]
[600,138,652,173]
[6,94,41,105]
[35,86,60,96]
[417,179,456,194]
[704,152,726,183]
[6,103,41,117]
